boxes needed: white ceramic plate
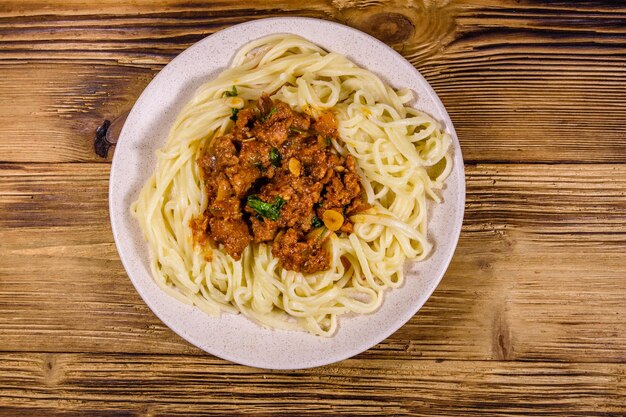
[110,17,465,369]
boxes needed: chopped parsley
[289,127,306,134]
[315,226,328,241]
[223,85,238,97]
[260,107,277,122]
[230,107,239,121]
[246,195,285,221]
[253,161,266,172]
[311,215,324,228]
[326,136,332,146]
[269,147,281,167]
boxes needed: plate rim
[109,16,466,369]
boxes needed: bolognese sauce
[190,94,368,273]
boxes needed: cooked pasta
[131,34,451,336]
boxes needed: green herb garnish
[224,85,238,97]
[289,127,306,134]
[230,108,239,121]
[316,226,328,242]
[311,215,324,228]
[246,195,285,221]
[326,136,332,146]
[260,107,277,122]
[269,147,282,167]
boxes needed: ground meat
[250,216,280,242]
[252,102,295,147]
[272,228,330,274]
[233,108,256,140]
[225,140,269,197]
[208,217,252,258]
[313,111,338,138]
[191,93,368,272]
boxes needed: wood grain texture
[0,0,624,162]
[0,353,624,416]
[1,163,624,363]
[1,1,625,415]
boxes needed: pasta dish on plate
[131,34,451,336]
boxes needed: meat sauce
[191,94,368,273]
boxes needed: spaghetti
[131,35,451,336]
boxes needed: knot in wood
[363,12,415,44]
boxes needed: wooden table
[1,1,624,415]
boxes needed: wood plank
[0,64,152,163]
[1,163,625,361]
[0,353,623,416]
[0,1,624,162]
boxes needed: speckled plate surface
[109,17,465,369]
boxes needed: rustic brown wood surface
[0,1,624,416]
